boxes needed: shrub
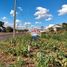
[6,26,13,32]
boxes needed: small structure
[44,24,62,32]
[52,24,62,32]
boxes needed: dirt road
[0,33,23,40]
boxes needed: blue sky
[0,0,67,28]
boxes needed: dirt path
[0,33,25,40]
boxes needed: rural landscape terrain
[0,22,67,67]
[0,0,67,67]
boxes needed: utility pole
[13,0,16,37]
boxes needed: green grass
[0,32,67,67]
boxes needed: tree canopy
[0,21,4,27]
[62,23,67,30]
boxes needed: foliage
[62,23,67,30]
[6,26,13,32]
[0,31,67,67]
[48,27,54,32]
[0,21,4,27]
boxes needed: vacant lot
[0,31,67,67]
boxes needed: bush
[6,26,13,32]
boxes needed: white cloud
[23,22,31,29]
[18,7,23,11]
[2,16,7,20]
[45,17,52,21]
[1,16,9,27]
[10,10,14,16]
[35,21,41,24]
[34,7,52,20]
[8,23,13,27]
[16,19,21,23]
[24,22,31,25]
[4,21,9,27]
[58,4,67,16]
[1,16,14,27]
[10,10,18,16]
[16,19,22,28]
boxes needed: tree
[0,21,4,27]
[6,26,13,32]
[62,23,67,30]
[48,27,54,32]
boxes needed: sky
[0,0,67,29]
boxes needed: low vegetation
[0,31,67,67]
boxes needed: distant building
[41,24,62,33]
[52,24,62,32]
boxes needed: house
[52,24,62,32]
[42,24,62,33]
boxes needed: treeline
[0,21,13,32]
[62,23,67,30]
[0,20,67,33]
[0,21,29,33]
